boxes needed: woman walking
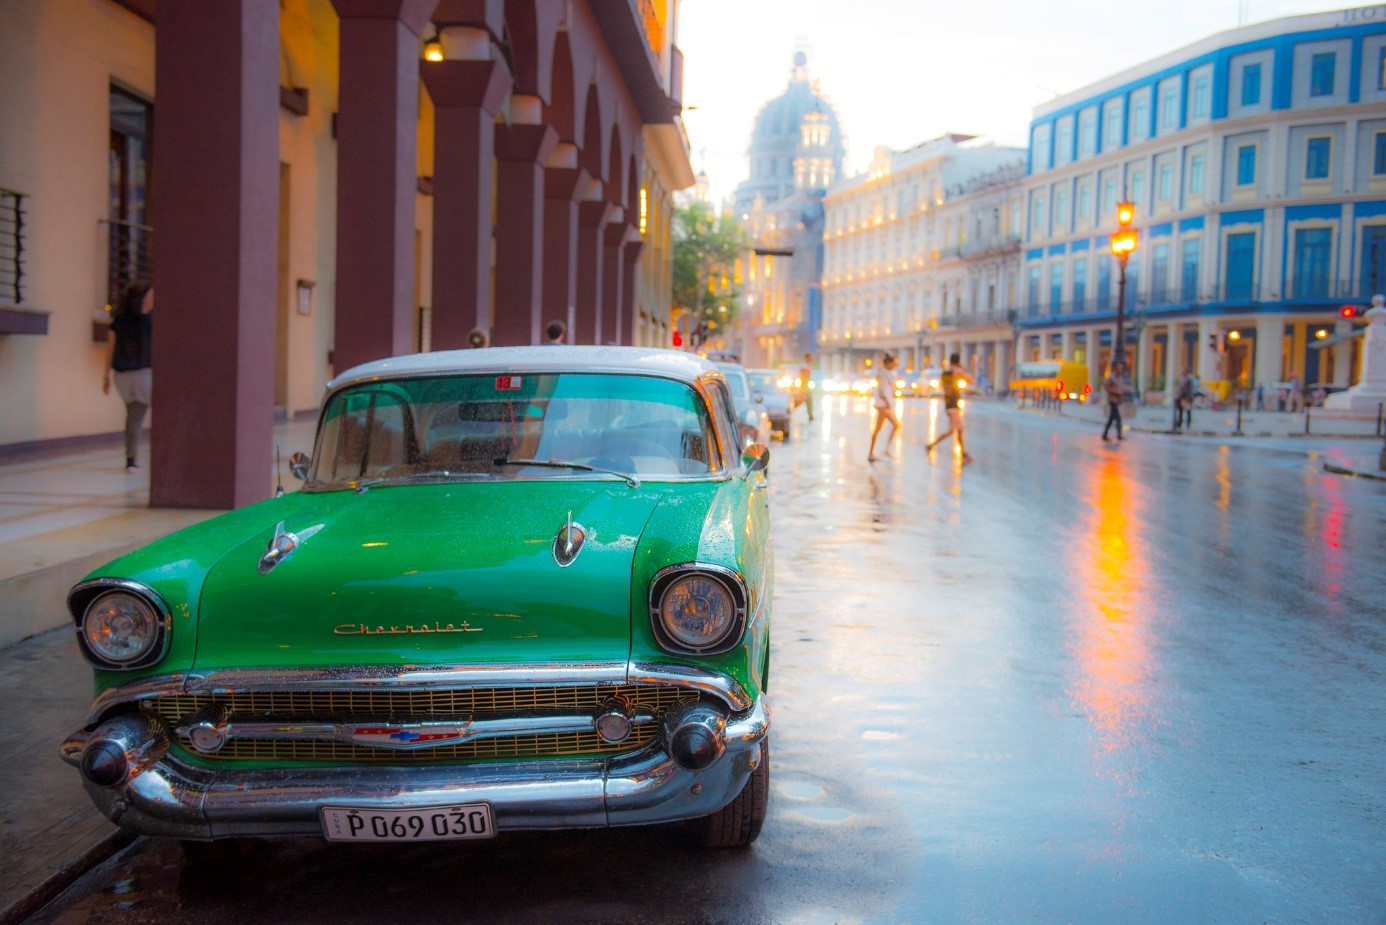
[103,280,153,472]
[867,354,900,462]
[926,353,972,463]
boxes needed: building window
[1131,93,1150,141]
[1103,100,1123,150]
[108,86,153,310]
[1158,164,1174,202]
[1055,190,1069,228]
[1241,63,1261,105]
[1151,242,1171,304]
[1073,257,1088,309]
[1181,238,1200,301]
[1192,74,1210,118]
[1225,232,1256,300]
[1305,137,1331,180]
[1102,178,1117,217]
[1236,145,1257,186]
[1131,170,1145,209]
[1373,132,1386,175]
[1028,264,1041,315]
[1379,47,1386,90]
[1292,228,1333,297]
[1032,195,1046,233]
[1078,182,1092,223]
[1050,263,1065,311]
[1159,84,1179,129]
[1189,154,1205,194]
[1097,254,1112,309]
[1310,52,1335,97]
[1079,110,1097,157]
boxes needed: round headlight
[82,591,161,665]
[658,574,736,651]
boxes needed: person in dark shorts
[926,352,972,463]
[103,280,153,472]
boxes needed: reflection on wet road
[34,398,1386,924]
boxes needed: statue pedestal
[1325,300,1386,412]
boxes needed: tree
[672,201,748,346]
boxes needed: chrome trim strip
[85,662,751,724]
[172,712,659,751]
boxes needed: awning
[1308,329,1366,349]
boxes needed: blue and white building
[1020,5,1386,400]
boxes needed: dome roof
[733,55,845,212]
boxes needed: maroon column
[421,59,511,349]
[331,0,437,372]
[574,200,612,345]
[543,166,584,342]
[150,1,278,510]
[600,220,627,346]
[620,239,643,346]
[492,122,558,346]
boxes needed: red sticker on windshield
[495,375,522,391]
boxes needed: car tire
[699,739,769,849]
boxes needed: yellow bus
[1008,360,1091,402]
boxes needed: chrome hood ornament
[258,521,322,575]
[552,511,588,567]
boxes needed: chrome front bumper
[60,697,768,841]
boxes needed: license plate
[320,802,495,842]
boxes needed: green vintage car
[61,346,772,849]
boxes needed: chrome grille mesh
[142,684,696,764]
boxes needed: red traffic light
[672,329,683,347]
[1339,305,1358,318]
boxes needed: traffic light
[672,329,683,347]
[1339,305,1359,319]
[1208,332,1225,352]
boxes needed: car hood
[189,480,663,671]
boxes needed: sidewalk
[0,419,317,923]
[1019,397,1386,481]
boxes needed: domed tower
[733,52,845,214]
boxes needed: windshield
[720,367,751,403]
[309,373,719,489]
[747,372,779,394]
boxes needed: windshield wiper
[499,457,640,488]
[349,470,489,494]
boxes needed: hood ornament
[259,521,299,575]
[552,511,588,567]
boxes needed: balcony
[956,234,1022,261]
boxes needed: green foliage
[672,201,748,338]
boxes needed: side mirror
[753,392,765,404]
[288,451,312,481]
[741,443,769,478]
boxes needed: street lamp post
[1110,201,1139,373]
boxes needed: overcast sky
[678,0,1359,204]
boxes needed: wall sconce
[296,279,315,316]
[423,29,444,62]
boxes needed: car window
[311,373,717,487]
[705,379,742,462]
[747,372,777,393]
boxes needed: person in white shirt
[867,354,900,462]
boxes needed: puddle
[789,804,855,823]
[778,780,826,800]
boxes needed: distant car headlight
[69,580,171,670]
[649,564,749,655]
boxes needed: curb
[0,831,135,925]
[1323,462,1386,482]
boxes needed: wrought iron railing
[101,218,153,310]
[0,187,25,304]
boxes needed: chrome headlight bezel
[648,563,750,656]
[67,578,172,671]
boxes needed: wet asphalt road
[32,398,1386,925]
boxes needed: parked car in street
[748,368,792,438]
[715,362,774,447]
[60,346,773,850]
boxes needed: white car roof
[327,346,719,392]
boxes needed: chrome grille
[142,684,696,764]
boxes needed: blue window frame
[1078,183,1092,223]
[1225,232,1256,300]
[1181,238,1200,302]
[1379,47,1386,90]
[1073,257,1088,309]
[1237,145,1257,186]
[1189,155,1205,194]
[1374,132,1386,175]
[1097,255,1112,310]
[1310,52,1335,97]
[1362,226,1386,294]
[1150,242,1171,304]
[1158,164,1174,201]
[1160,84,1179,129]
[1050,263,1065,311]
[1305,137,1331,180]
[1292,228,1332,298]
[1241,63,1261,105]
[1103,101,1123,151]
[1028,264,1042,315]
[1055,190,1069,229]
[1079,110,1096,157]
[1131,94,1150,141]
[1032,195,1046,233]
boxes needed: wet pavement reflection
[32,397,1386,924]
